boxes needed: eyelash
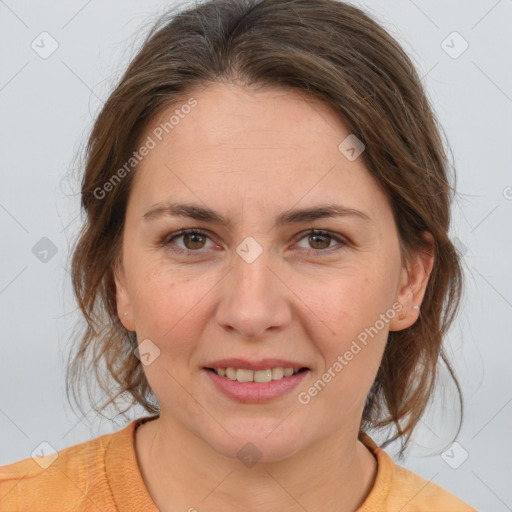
[161,228,348,256]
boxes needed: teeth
[254,369,272,383]
[236,368,254,383]
[213,367,303,382]
[271,367,284,380]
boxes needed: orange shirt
[0,415,477,511]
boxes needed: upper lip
[204,358,309,371]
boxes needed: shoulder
[389,463,478,511]
[358,432,478,512]
[0,428,116,512]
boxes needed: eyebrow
[142,202,372,227]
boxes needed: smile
[207,367,307,383]
[203,367,310,403]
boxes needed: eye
[163,229,214,254]
[294,229,347,254]
[161,228,348,256]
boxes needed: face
[114,82,432,462]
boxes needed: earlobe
[389,231,435,332]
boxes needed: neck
[135,414,378,512]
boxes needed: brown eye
[308,233,332,250]
[182,232,207,250]
[163,228,347,257]
[164,229,214,254]
[295,230,347,254]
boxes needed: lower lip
[203,369,310,403]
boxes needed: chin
[200,420,310,464]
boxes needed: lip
[204,358,309,371]
[203,367,310,403]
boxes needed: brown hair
[66,0,464,459]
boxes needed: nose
[214,242,292,340]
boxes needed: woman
[0,0,477,510]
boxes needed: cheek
[128,262,218,345]
[302,261,399,380]
[128,270,212,399]
[304,264,398,336]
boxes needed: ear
[388,231,435,331]
[112,257,136,332]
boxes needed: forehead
[128,82,391,222]
[145,82,347,154]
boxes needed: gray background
[1,0,511,510]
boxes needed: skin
[114,82,434,512]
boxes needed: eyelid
[293,228,348,245]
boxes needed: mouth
[203,365,310,403]
[204,366,309,383]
